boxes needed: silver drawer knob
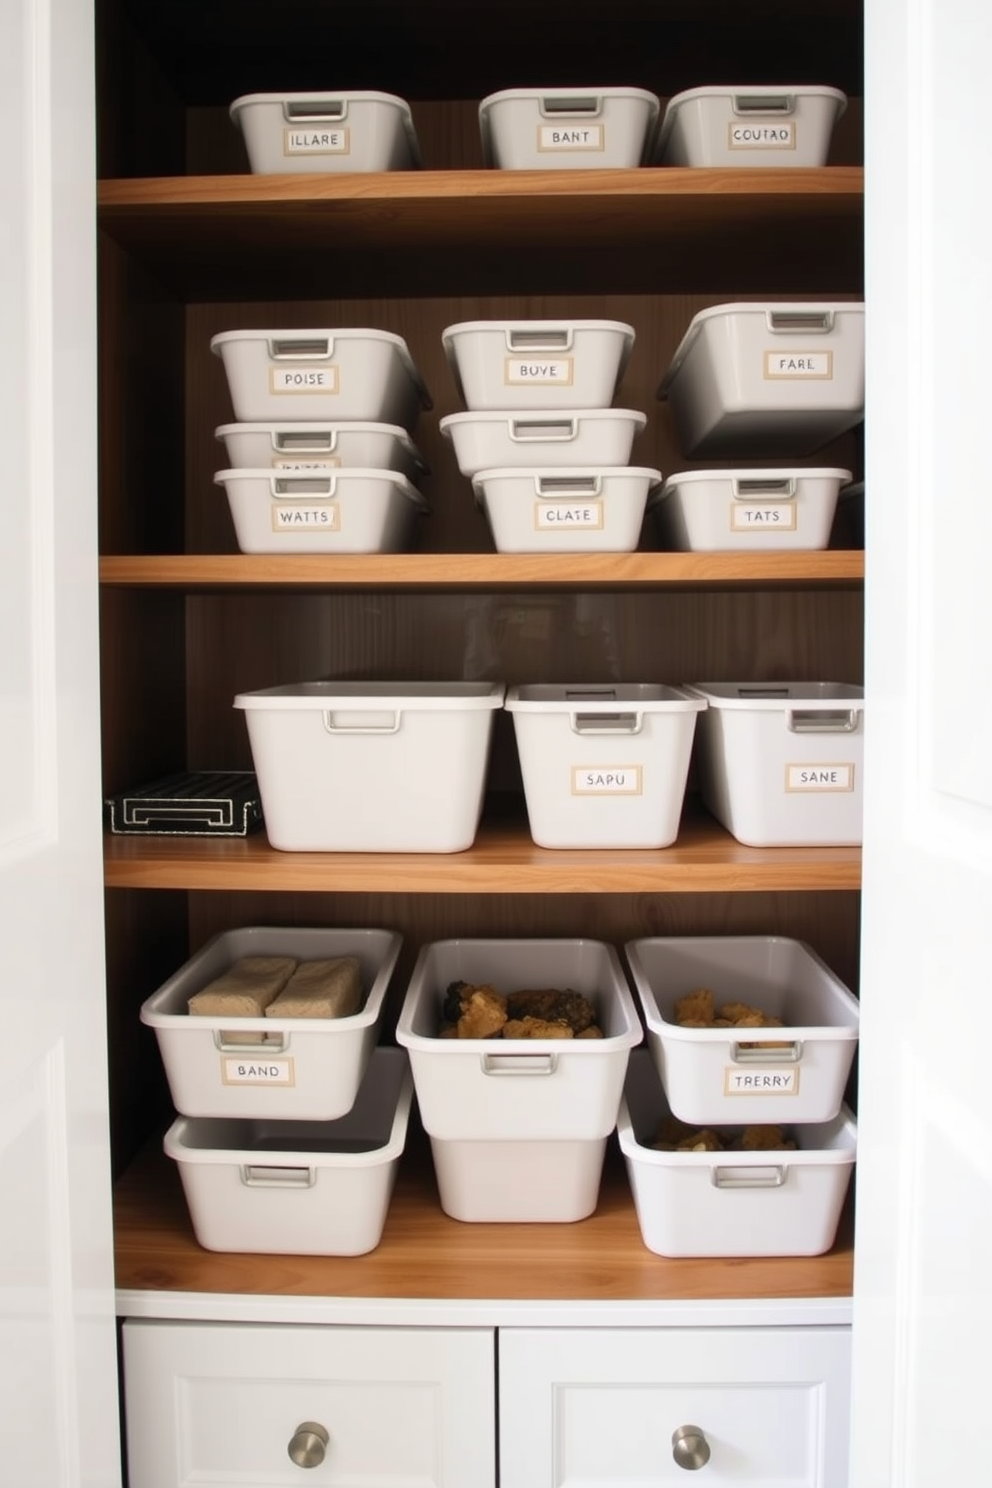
[287,1421,329,1469]
[672,1424,711,1470]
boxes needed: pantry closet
[3,0,989,1484]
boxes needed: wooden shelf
[99,550,864,592]
[97,167,864,297]
[104,807,861,894]
[113,1128,854,1305]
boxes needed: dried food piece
[502,1016,574,1040]
[442,979,473,1023]
[576,1025,603,1039]
[738,1125,797,1151]
[676,1128,723,1152]
[265,955,362,1018]
[455,987,508,1039]
[505,987,597,1034]
[674,987,715,1024]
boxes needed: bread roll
[265,955,363,1019]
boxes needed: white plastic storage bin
[657,301,865,457]
[396,938,642,1141]
[650,466,851,551]
[655,84,847,168]
[624,934,860,1126]
[442,320,635,411]
[428,1132,609,1223]
[139,925,402,1120]
[479,86,660,169]
[214,467,428,554]
[683,681,865,846]
[215,422,426,481]
[439,407,646,476]
[617,1051,856,1257]
[210,328,431,427]
[504,684,705,848]
[235,681,505,852]
[164,1048,413,1255]
[229,91,421,174]
[471,465,660,554]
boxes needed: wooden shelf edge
[98,165,864,213]
[103,819,862,894]
[98,551,865,591]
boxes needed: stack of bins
[440,317,661,553]
[139,926,414,1256]
[617,935,859,1257]
[396,938,643,1222]
[210,326,432,553]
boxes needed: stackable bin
[471,466,661,553]
[657,301,865,457]
[443,320,635,411]
[140,925,403,1120]
[682,681,865,845]
[650,466,851,552]
[215,421,427,481]
[655,84,847,168]
[624,934,860,1126]
[479,86,660,169]
[617,1051,856,1257]
[235,681,506,852]
[504,684,705,847]
[230,91,421,174]
[210,328,431,428]
[439,408,646,476]
[163,1048,414,1255]
[396,937,642,1221]
[214,467,429,554]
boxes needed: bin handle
[571,711,643,735]
[787,709,860,734]
[213,1030,290,1054]
[730,1040,803,1064]
[733,93,796,115]
[540,95,603,117]
[767,310,834,333]
[271,475,337,500]
[269,337,333,360]
[506,328,573,352]
[536,474,601,498]
[322,710,402,735]
[733,477,796,499]
[241,1164,317,1188]
[480,1052,559,1076]
[510,417,579,443]
[283,99,347,123]
[273,430,336,454]
[712,1166,788,1189]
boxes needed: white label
[271,504,340,531]
[284,126,350,156]
[537,123,605,152]
[730,502,797,531]
[222,1057,295,1087]
[273,456,341,470]
[763,350,833,379]
[723,1067,799,1096]
[535,501,604,530]
[785,762,855,792]
[504,356,574,387]
[571,765,643,795]
[269,366,340,394]
[728,121,796,149]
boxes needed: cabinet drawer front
[123,1320,495,1487]
[499,1326,850,1487]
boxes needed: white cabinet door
[499,1327,851,1486]
[853,2,992,1485]
[123,1321,496,1487]
[0,0,120,1483]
